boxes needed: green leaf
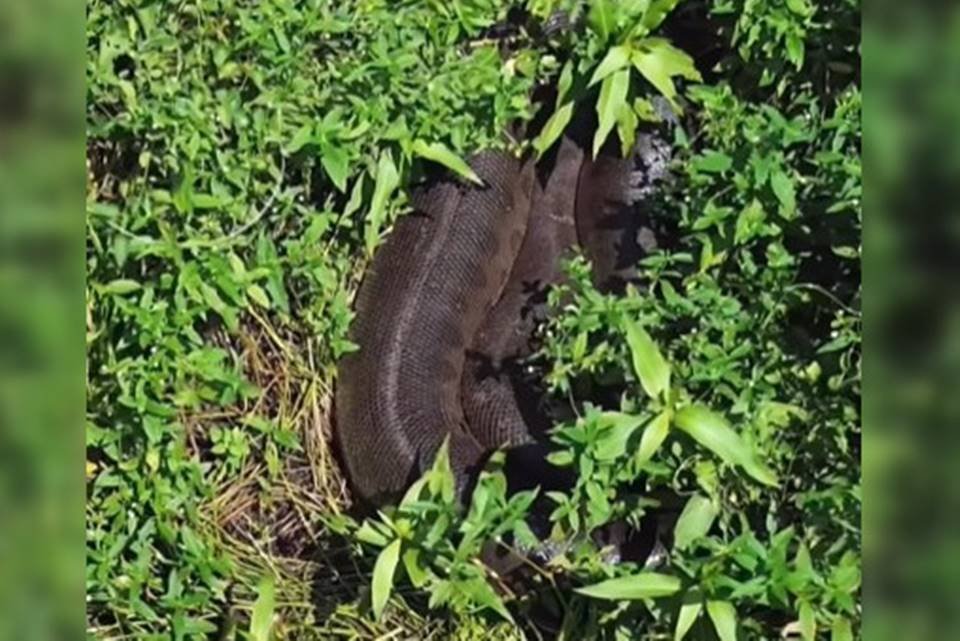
[693,151,733,174]
[100,279,142,295]
[320,144,349,192]
[631,38,701,111]
[402,547,429,588]
[622,317,671,399]
[674,405,778,487]
[770,170,797,214]
[534,102,575,157]
[365,151,400,255]
[412,140,481,185]
[616,99,639,157]
[706,600,737,641]
[636,410,671,465]
[799,600,817,641]
[249,575,275,641]
[675,589,703,641]
[371,538,402,620]
[643,0,682,32]
[589,45,632,86]
[831,618,853,641]
[356,520,390,547]
[575,572,681,600]
[285,124,313,154]
[734,199,767,245]
[587,0,617,42]
[593,69,630,157]
[595,412,646,460]
[556,61,574,106]
[673,495,718,550]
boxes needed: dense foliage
[86,0,859,639]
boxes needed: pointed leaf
[770,170,796,214]
[643,0,682,31]
[364,151,400,254]
[616,100,639,157]
[402,547,429,588]
[636,410,671,466]
[534,102,575,157]
[706,600,737,641]
[587,0,617,41]
[673,494,718,550]
[595,412,646,461]
[674,405,778,487]
[631,38,701,111]
[590,45,632,86]
[575,572,681,600]
[371,539,402,620]
[594,69,631,157]
[675,589,703,641]
[320,144,349,192]
[623,317,671,399]
[412,140,481,185]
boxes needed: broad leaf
[595,412,646,461]
[636,410,671,465]
[706,600,737,641]
[631,38,701,111]
[412,140,481,185]
[770,170,797,215]
[675,589,703,641]
[673,494,718,550]
[623,317,671,399]
[674,405,778,487]
[643,0,682,32]
[575,571,681,600]
[594,69,631,157]
[587,0,617,42]
[371,538,402,620]
[590,45,632,86]
[320,143,350,192]
[534,102,575,157]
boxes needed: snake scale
[335,113,671,510]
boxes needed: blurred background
[864,4,960,641]
[0,0,84,640]
[1,0,958,639]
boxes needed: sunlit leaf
[674,405,778,487]
[636,410,671,466]
[412,140,481,185]
[589,45,631,86]
[675,589,703,641]
[673,494,718,550]
[371,538,402,620]
[706,600,737,641]
[249,575,275,641]
[575,571,681,600]
[622,317,671,399]
[594,69,631,157]
[534,102,575,157]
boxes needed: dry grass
[186,307,482,639]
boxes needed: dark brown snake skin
[336,152,535,505]
[337,125,671,508]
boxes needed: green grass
[86,0,860,638]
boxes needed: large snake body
[335,153,535,505]
[336,127,670,508]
